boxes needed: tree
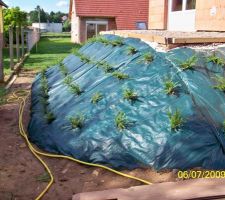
[28,6,48,24]
[63,19,71,32]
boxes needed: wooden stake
[9,25,14,70]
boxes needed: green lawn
[24,34,81,71]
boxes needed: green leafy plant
[59,63,68,77]
[207,54,225,66]
[110,38,124,47]
[123,89,138,102]
[63,76,73,85]
[91,92,103,104]
[86,36,109,45]
[97,61,114,73]
[69,115,85,129]
[80,54,91,63]
[69,83,82,95]
[127,46,138,55]
[213,75,225,92]
[167,109,184,131]
[143,53,154,64]
[112,71,129,80]
[44,112,56,124]
[115,111,130,131]
[179,56,198,70]
[40,76,49,99]
[164,78,179,95]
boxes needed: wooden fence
[0,25,40,82]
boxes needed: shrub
[123,89,138,102]
[44,112,56,124]
[207,54,225,66]
[179,56,198,71]
[115,111,130,131]
[127,46,138,55]
[69,115,85,129]
[164,78,178,95]
[112,71,129,80]
[213,75,225,92]
[167,109,184,131]
[91,92,103,104]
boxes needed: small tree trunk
[0,32,3,82]
[9,25,14,70]
[16,26,20,62]
[21,27,24,57]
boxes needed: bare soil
[0,69,176,200]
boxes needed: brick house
[69,0,149,43]
[149,0,225,32]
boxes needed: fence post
[21,27,24,57]
[0,31,3,82]
[9,25,14,70]
[16,26,20,62]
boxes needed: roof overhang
[0,0,8,8]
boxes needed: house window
[186,0,196,10]
[136,22,147,30]
[86,20,108,40]
[172,0,183,11]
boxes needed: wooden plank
[172,37,225,44]
[9,25,14,70]
[73,178,225,200]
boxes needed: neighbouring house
[69,0,149,43]
[32,23,63,33]
[149,0,225,32]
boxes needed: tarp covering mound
[28,35,225,170]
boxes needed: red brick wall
[74,0,149,30]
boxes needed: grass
[69,115,85,129]
[0,87,6,105]
[91,92,103,104]
[164,78,178,95]
[123,89,138,102]
[179,56,198,71]
[127,46,138,55]
[207,54,225,66]
[112,71,129,80]
[115,111,130,131]
[24,34,81,72]
[167,109,184,131]
[213,75,225,92]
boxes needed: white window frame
[86,20,108,40]
[170,0,196,12]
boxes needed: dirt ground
[0,69,177,200]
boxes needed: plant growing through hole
[97,61,114,73]
[59,63,68,76]
[123,88,138,102]
[213,75,225,92]
[207,54,225,66]
[86,36,109,45]
[69,83,82,95]
[69,115,85,129]
[127,46,138,55]
[115,111,130,131]
[142,52,154,64]
[179,56,198,71]
[164,78,179,95]
[110,38,124,47]
[91,92,103,104]
[63,76,73,85]
[112,71,129,80]
[167,109,184,131]
[44,111,56,124]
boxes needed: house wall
[74,0,149,30]
[71,0,80,43]
[195,0,225,31]
[79,17,117,43]
[148,0,167,29]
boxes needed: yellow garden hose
[10,90,152,200]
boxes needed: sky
[4,0,69,13]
